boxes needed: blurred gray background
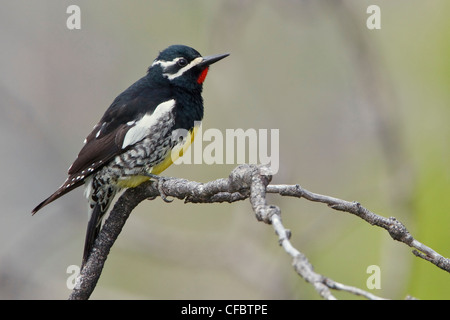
[1,0,450,299]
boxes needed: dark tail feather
[31,179,84,215]
[82,203,104,268]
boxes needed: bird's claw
[145,173,173,203]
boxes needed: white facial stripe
[165,57,203,80]
[121,99,176,149]
[151,58,181,68]
[152,57,204,81]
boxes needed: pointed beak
[198,53,230,68]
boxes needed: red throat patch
[197,67,209,84]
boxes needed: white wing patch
[121,99,175,149]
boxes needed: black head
[148,45,229,90]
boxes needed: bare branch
[266,184,450,273]
[68,164,449,300]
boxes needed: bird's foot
[144,173,173,203]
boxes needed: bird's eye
[177,58,188,67]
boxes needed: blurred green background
[1,0,449,299]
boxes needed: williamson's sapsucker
[32,45,229,266]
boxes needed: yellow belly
[116,175,150,188]
[116,125,199,189]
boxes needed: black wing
[32,78,173,214]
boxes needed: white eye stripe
[152,57,203,80]
[151,57,182,68]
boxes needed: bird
[32,45,229,267]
